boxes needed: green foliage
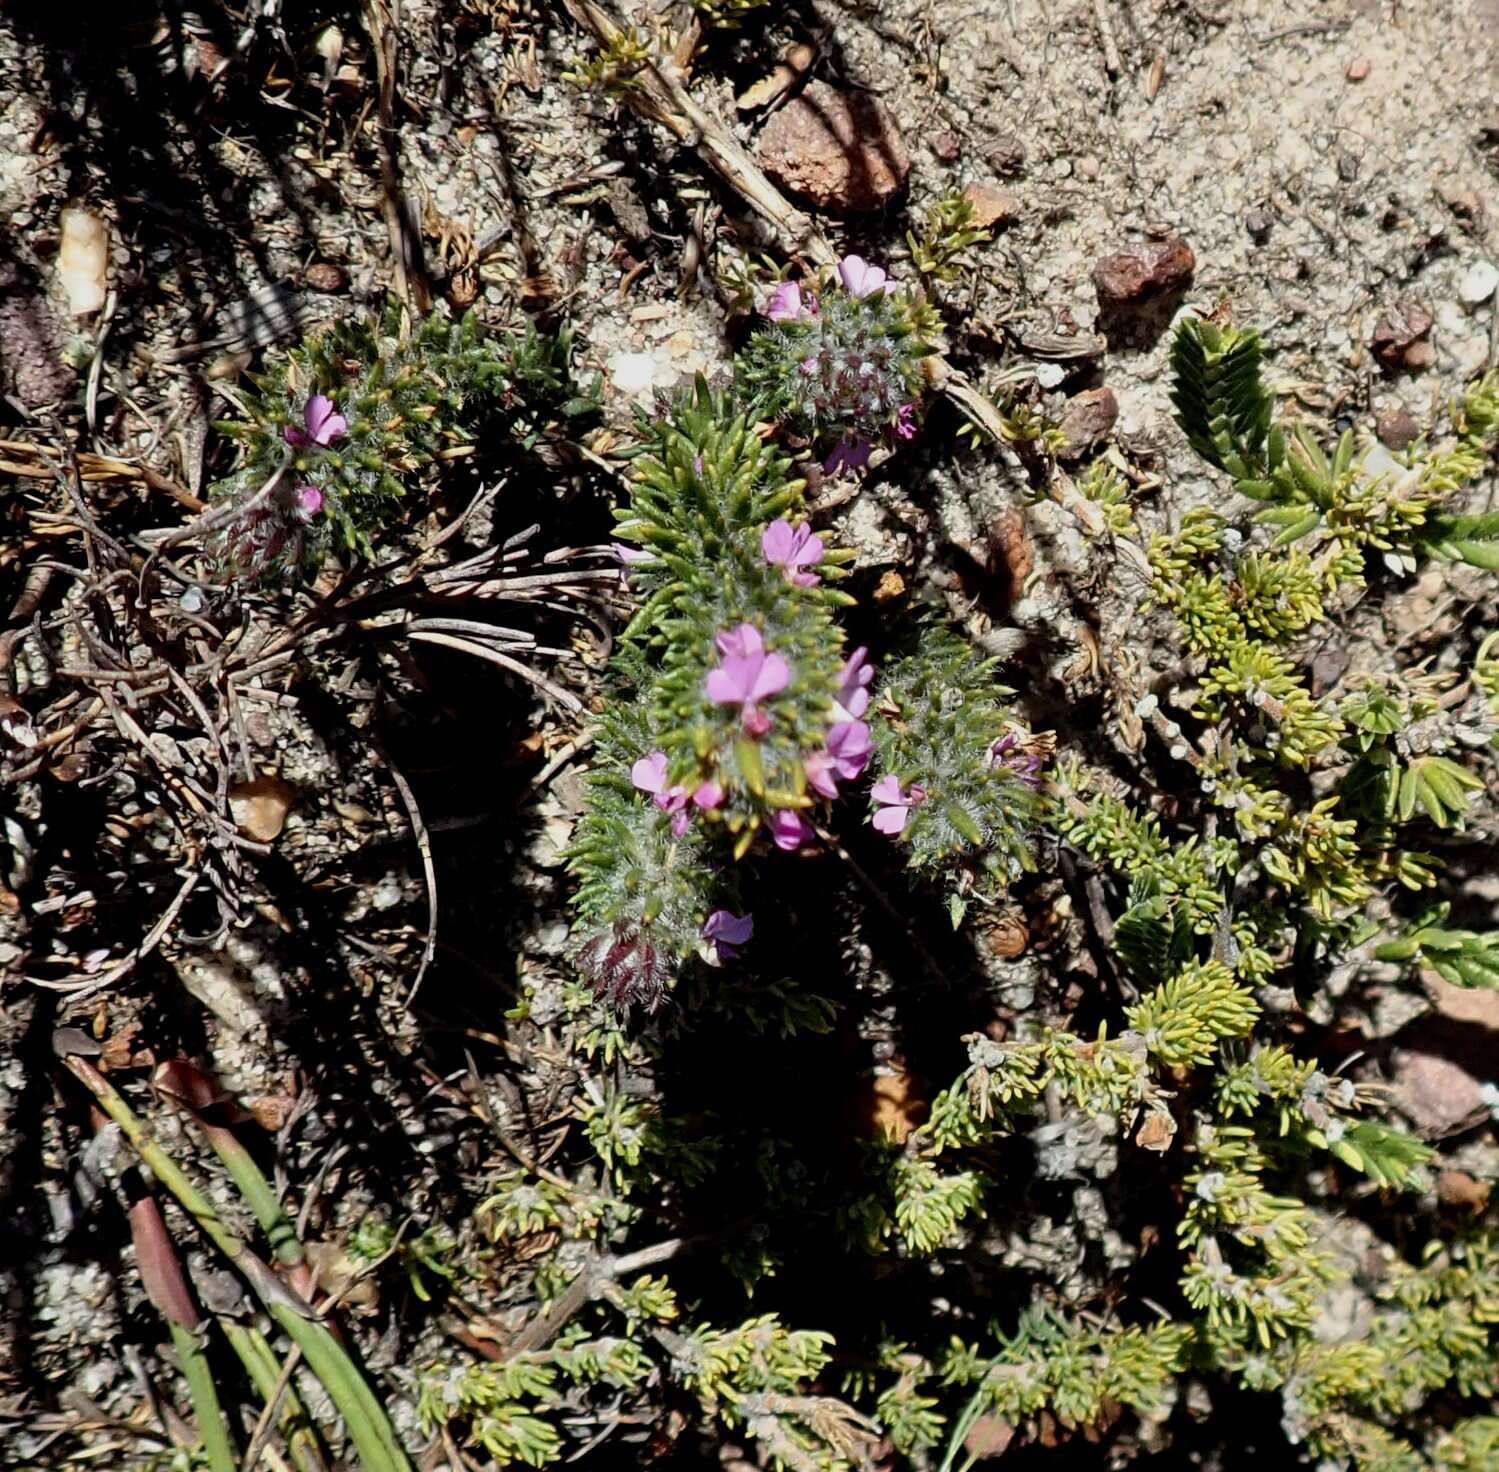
[692,0,772,25]
[736,260,938,455]
[611,381,854,841]
[942,1309,1189,1435]
[1376,904,1499,989]
[1171,313,1499,577]
[1169,316,1273,477]
[209,306,590,584]
[1125,959,1258,1068]
[561,28,651,94]
[905,191,993,282]
[868,623,1043,897]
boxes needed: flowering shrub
[207,306,591,585]
[736,255,939,473]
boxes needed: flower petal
[631,752,668,795]
[871,774,906,806]
[748,651,790,704]
[872,805,909,836]
[762,519,794,565]
[769,810,814,851]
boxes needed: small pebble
[1457,259,1499,307]
[1346,57,1371,82]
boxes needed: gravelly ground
[2,0,1498,1466]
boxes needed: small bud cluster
[736,255,937,474]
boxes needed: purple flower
[894,403,917,440]
[762,519,824,588]
[283,394,347,449]
[804,719,873,799]
[702,909,754,964]
[799,356,819,376]
[837,254,896,299]
[766,280,816,323]
[706,624,789,731]
[293,484,324,521]
[693,779,724,810]
[769,809,816,851]
[988,733,1045,789]
[834,646,875,721]
[824,436,872,477]
[872,774,926,836]
[632,751,692,830]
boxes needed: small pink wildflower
[769,809,816,851]
[836,255,896,299]
[692,780,724,810]
[766,280,817,323]
[833,647,875,721]
[632,751,692,834]
[894,403,917,440]
[702,909,753,964]
[804,719,873,799]
[871,774,926,836]
[761,519,824,588]
[283,394,347,449]
[610,541,654,588]
[988,733,1045,788]
[293,485,324,521]
[824,436,872,477]
[706,624,789,734]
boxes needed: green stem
[221,1322,330,1472]
[61,1054,411,1472]
[168,1321,238,1472]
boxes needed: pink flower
[693,780,724,810]
[610,541,655,588]
[837,254,896,299]
[283,394,347,449]
[894,403,917,440]
[805,719,873,799]
[766,280,816,323]
[762,519,824,587]
[824,437,872,477]
[988,733,1045,789]
[293,484,324,521]
[702,909,753,963]
[632,751,692,832]
[872,774,925,836]
[769,809,815,851]
[834,647,875,721]
[799,356,819,375]
[706,623,789,733]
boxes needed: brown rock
[1437,1169,1492,1211]
[304,262,347,292]
[1092,235,1195,307]
[1390,1047,1486,1138]
[1056,386,1119,461]
[1345,56,1371,81]
[229,774,297,842]
[1371,300,1434,368]
[1375,406,1421,449]
[987,133,1026,175]
[931,129,962,163]
[962,182,1020,229]
[755,80,911,214]
[1428,976,1499,1028]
